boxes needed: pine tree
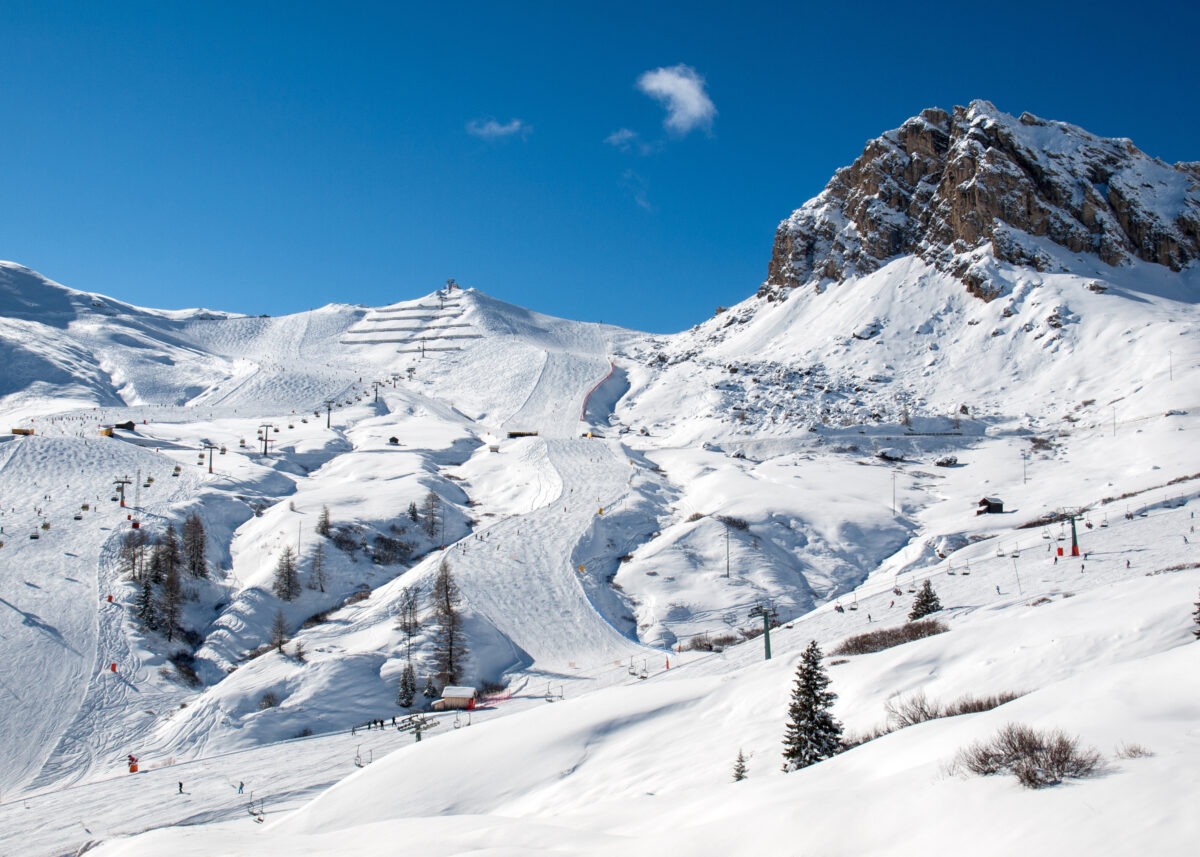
[732,748,749,782]
[135,576,158,630]
[422,674,438,699]
[158,567,183,643]
[181,513,208,578]
[307,542,328,592]
[407,501,419,523]
[272,546,301,601]
[909,579,942,621]
[316,505,332,538]
[421,491,441,539]
[270,608,289,652]
[431,557,467,685]
[397,660,417,707]
[396,586,422,659]
[782,640,842,772]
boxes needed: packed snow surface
[0,252,1197,856]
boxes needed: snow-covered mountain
[0,102,1197,857]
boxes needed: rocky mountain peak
[762,100,1200,300]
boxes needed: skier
[238,781,244,794]
[178,782,183,794]
[995,585,1000,595]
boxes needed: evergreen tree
[732,748,749,782]
[270,608,289,652]
[181,513,208,578]
[151,524,181,583]
[431,557,467,685]
[272,546,301,601]
[407,501,419,523]
[422,674,438,699]
[316,505,332,538]
[135,576,158,630]
[307,542,328,592]
[782,640,842,772]
[396,586,422,659]
[421,491,441,539]
[397,660,417,707]
[158,567,183,643]
[909,579,942,621]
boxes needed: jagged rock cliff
[763,100,1200,299]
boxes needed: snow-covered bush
[831,619,948,655]
[956,724,1102,788]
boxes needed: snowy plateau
[1,102,1198,856]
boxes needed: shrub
[342,589,370,606]
[717,515,749,530]
[955,723,1102,788]
[258,691,280,710]
[686,512,705,522]
[1115,742,1153,759]
[372,534,414,565]
[831,619,948,655]
[168,651,201,688]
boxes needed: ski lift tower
[201,441,219,474]
[323,400,334,429]
[1059,507,1084,557]
[748,603,778,661]
[113,476,133,507]
[397,713,440,743]
[258,424,276,456]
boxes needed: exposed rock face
[763,101,1200,300]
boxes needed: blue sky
[1,1,1195,333]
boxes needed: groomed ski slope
[7,493,1195,857]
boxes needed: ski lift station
[431,686,477,711]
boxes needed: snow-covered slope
[1,101,1198,857]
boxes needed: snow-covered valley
[1,101,1198,856]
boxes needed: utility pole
[725,524,730,578]
[1011,556,1023,595]
[113,476,132,507]
[258,424,275,456]
[892,470,897,516]
[1022,452,1028,485]
[323,400,333,429]
[201,441,219,474]
[748,603,778,660]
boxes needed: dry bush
[956,723,1102,788]
[885,690,941,728]
[832,619,948,656]
[686,512,705,522]
[1115,742,1153,759]
[717,515,749,530]
[258,690,280,710]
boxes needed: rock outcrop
[763,101,1200,300]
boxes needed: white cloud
[466,118,531,140]
[605,128,638,150]
[635,64,716,135]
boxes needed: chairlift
[110,496,119,502]
[995,543,1004,557]
[73,513,83,521]
[1041,528,1051,540]
[948,566,956,575]
[848,593,859,611]
[833,603,844,614]
[1100,513,1109,528]
[81,503,90,511]
[29,532,39,540]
